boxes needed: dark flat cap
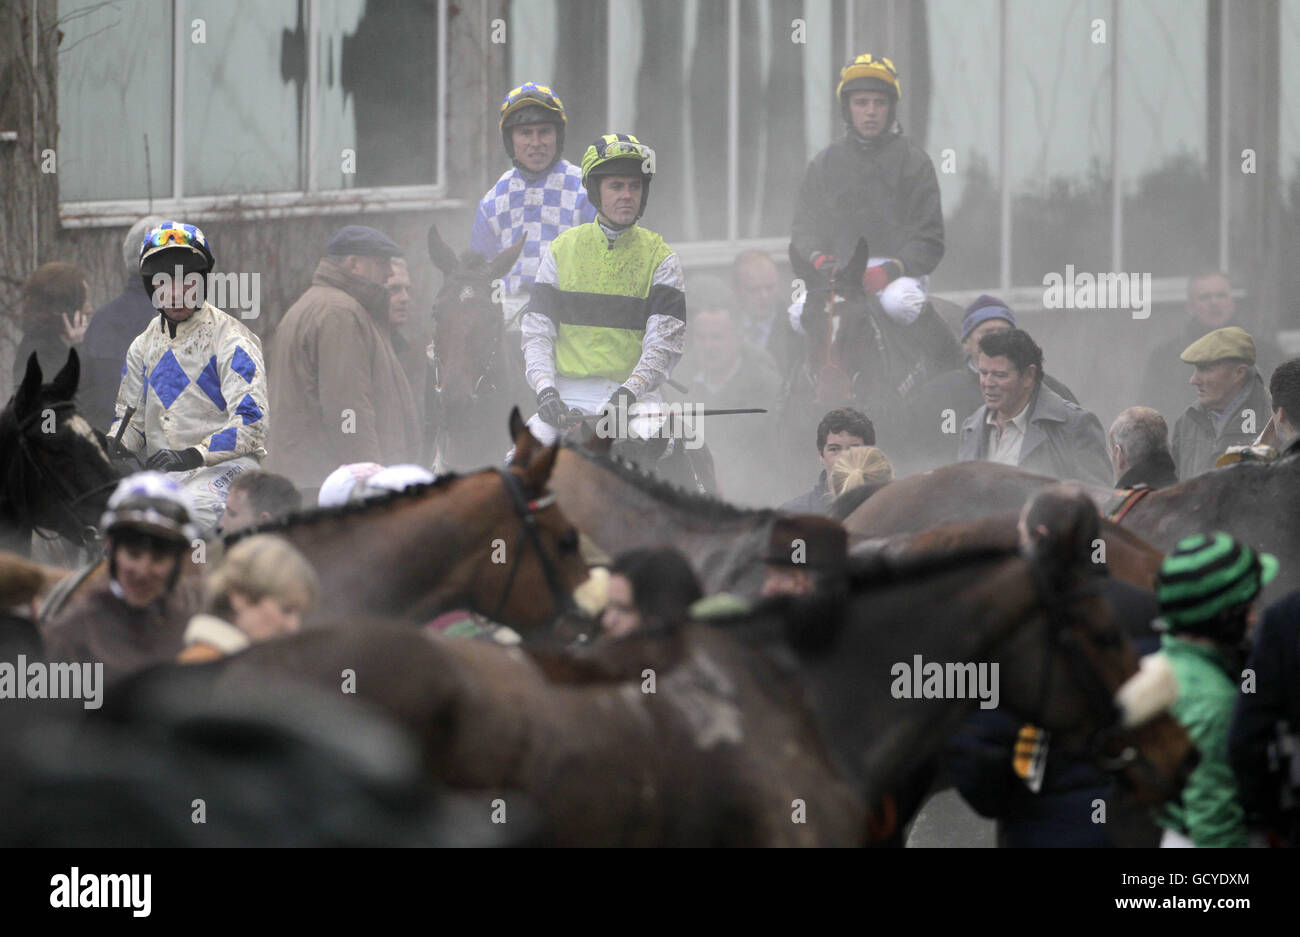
[766,515,848,573]
[326,225,403,258]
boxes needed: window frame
[59,0,459,228]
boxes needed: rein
[7,402,116,547]
[489,466,574,624]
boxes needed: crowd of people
[7,50,1300,849]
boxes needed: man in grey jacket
[958,328,1112,487]
[1170,326,1271,480]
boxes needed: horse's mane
[225,472,463,544]
[562,441,776,522]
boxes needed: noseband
[489,466,575,625]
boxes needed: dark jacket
[268,259,420,489]
[947,709,1112,847]
[790,130,944,277]
[946,574,1163,847]
[904,363,1079,471]
[1140,320,1285,426]
[1170,370,1270,481]
[957,384,1113,487]
[1229,589,1300,841]
[41,577,204,688]
[80,280,159,432]
[779,470,832,515]
[1116,450,1179,490]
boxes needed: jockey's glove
[536,386,570,429]
[145,447,204,473]
[603,386,637,418]
[862,259,904,294]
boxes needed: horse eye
[558,528,579,554]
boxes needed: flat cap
[1181,326,1255,366]
[766,514,848,574]
[326,225,403,258]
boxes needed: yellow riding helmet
[836,53,902,103]
[499,82,567,162]
[581,133,655,219]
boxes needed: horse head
[0,350,120,551]
[1015,486,1197,805]
[479,407,596,635]
[427,224,526,414]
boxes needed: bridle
[431,281,506,405]
[5,401,118,547]
[1025,555,1171,791]
[489,466,576,625]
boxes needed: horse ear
[426,223,460,276]
[789,244,822,287]
[14,353,43,415]
[833,237,871,294]
[509,406,537,463]
[49,347,80,401]
[522,441,559,490]
[487,238,526,283]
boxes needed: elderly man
[1169,326,1271,480]
[1140,271,1283,422]
[1108,407,1178,489]
[385,257,430,430]
[80,215,167,431]
[1269,358,1300,458]
[731,249,798,370]
[957,328,1111,487]
[269,226,419,493]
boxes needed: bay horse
[40,410,595,637]
[425,224,528,470]
[547,440,776,596]
[204,496,1192,846]
[0,350,120,558]
[844,458,1300,603]
[853,510,1166,590]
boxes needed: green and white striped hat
[1156,532,1278,631]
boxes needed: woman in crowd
[178,534,320,663]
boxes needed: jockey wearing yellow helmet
[790,53,945,326]
[520,132,686,445]
[471,82,597,331]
